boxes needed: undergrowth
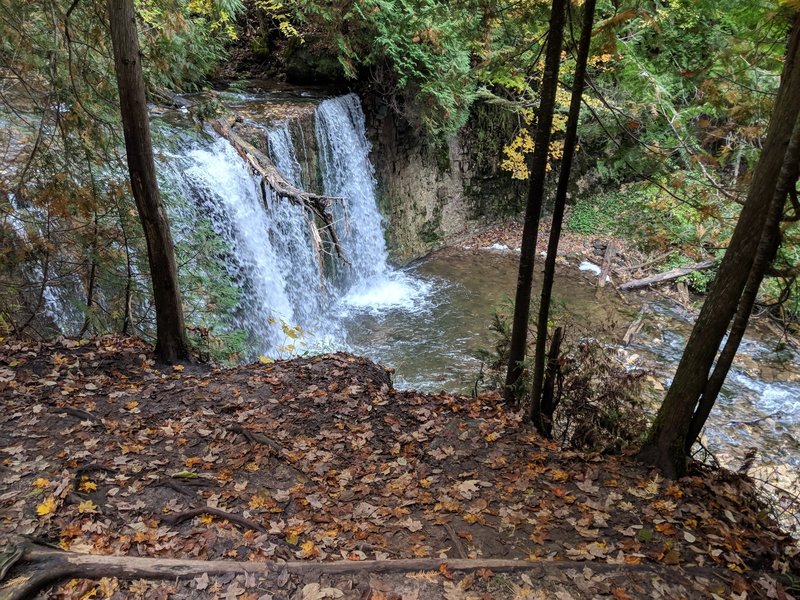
[475,297,648,454]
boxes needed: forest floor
[1,337,798,599]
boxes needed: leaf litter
[0,337,798,599]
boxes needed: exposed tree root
[53,407,103,426]
[228,424,308,480]
[209,118,348,266]
[0,537,743,600]
[160,507,267,533]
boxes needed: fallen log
[209,118,348,265]
[618,260,715,291]
[0,537,738,600]
[597,241,616,288]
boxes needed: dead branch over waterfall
[209,118,348,267]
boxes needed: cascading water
[315,95,388,284]
[315,95,430,312]
[164,93,427,357]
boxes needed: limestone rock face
[361,96,524,262]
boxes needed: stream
[338,246,800,487]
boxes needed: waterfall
[163,93,425,358]
[315,94,388,285]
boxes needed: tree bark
[684,112,800,453]
[107,0,189,363]
[638,14,800,478]
[529,0,597,427]
[504,0,568,405]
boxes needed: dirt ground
[0,337,798,599]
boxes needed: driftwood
[597,241,616,288]
[618,260,715,291]
[0,537,737,600]
[622,308,646,345]
[209,118,348,266]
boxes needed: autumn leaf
[612,588,633,600]
[78,499,97,513]
[299,539,319,558]
[79,479,97,492]
[33,477,50,489]
[36,495,57,516]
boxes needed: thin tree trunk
[684,112,800,453]
[638,14,800,478]
[530,0,597,428]
[18,212,52,335]
[107,0,189,363]
[504,0,568,405]
[81,151,100,337]
[538,326,564,437]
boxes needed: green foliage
[476,298,648,452]
[286,0,487,136]
[0,0,242,341]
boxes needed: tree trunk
[638,14,800,478]
[107,0,189,363]
[529,0,597,427]
[684,112,800,453]
[504,0,568,405]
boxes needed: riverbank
[1,337,797,598]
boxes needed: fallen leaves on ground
[0,337,797,599]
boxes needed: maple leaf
[78,499,97,513]
[79,479,98,492]
[299,540,319,558]
[456,479,480,499]
[33,477,50,489]
[36,495,57,517]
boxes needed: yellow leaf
[79,589,97,600]
[36,496,57,516]
[299,540,319,558]
[258,355,274,364]
[125,401,139,410]
[199,514,214,525]
[98,578,118,597]
[33,478,50,489]
[78,500,97,513]
[286,533,299,545]
[79,480,98,492]
[172,364,185,372]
